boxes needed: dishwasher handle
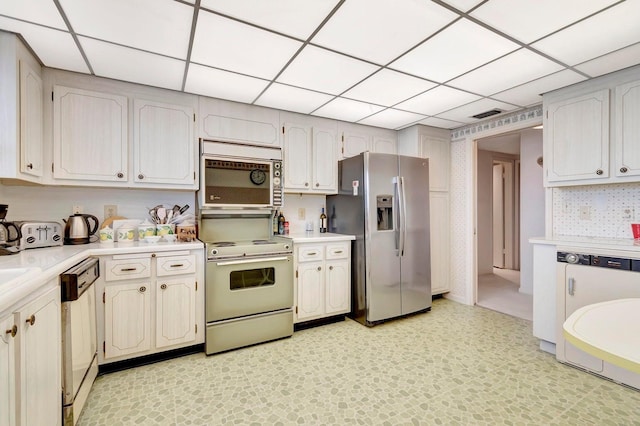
[568,277,575,296]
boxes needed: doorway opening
[475,129,543,321]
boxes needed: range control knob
[211,249,218,255]
[565,253,579,264]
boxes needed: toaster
[17,221,64,249]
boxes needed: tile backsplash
[552,183,640,239]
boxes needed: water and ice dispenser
[376,195,393,231]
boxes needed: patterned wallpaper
[448,140,469,302]
[552,183,640,238]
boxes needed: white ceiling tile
[312,97,384,122]
[277,45,379,95]
[79,37,185,91]
[395,85,481,116]
[417,116,465,130]
[0,0,67,29]
[438,0,484,13]
[390,18,519,83]
[185,63,269,104]
[448,49,564,96]
[531,1,640,65]
[471,0,618,44]
[192,11,302,80]
[255,83,334,115]
[58,0,193,59]
[0,17,89,73]
[343,69,436,107]
[200,0,339,40]
[358,109,426,130]
[435,98,518,123]
[311,0,456,65]
[575,43,640,78]
[492,69,587,107]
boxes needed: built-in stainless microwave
[200,140,283,209]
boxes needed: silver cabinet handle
[120,267,137,272]
[217,256,289,266]
[139,286,146,293]
[138,173,145,180]
[305,182,309,187]
[169,264,184,268]
[620,166,628,173]
[315,183,319,187]
[160,284,167,290]
[307,252,318,256]
[596,169,603,175]
[317,266,321,271]
[329,266,333,270]
[568,277,575,296]
[333,250,343,254]
[117,172,124,178]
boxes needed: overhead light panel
[471,109,502,119]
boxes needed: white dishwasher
[556,250,640,389]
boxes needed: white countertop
[0,240,204,316]
[284,232,356,243]
[563,298,640,374]
[529,236,640,254]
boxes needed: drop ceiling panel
[0,0,67,29]
[358,108,426,130]
[192,10,302,80]
[200,0,340,40]
[185,63,269,104]
[79,37,185,91]
[531,1,640,66]
[448,49,564,96]
[312,97,384,122]
[343,69,436,107]
[492,69,587,107]
[395,85,481,116]
[255,83,334,114]
[0,18,88,73]
[277,45,379,95]
[58,0,193,59]
[436,98,518,124]
[390,18,519,83]
[575,43,640,78]
[311,0,457,65]
[438,0,485,13]
[418,116,464,130]
[471,0,618,44]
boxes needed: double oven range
[199,140,294,354]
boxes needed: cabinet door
[53,85,128,182]
[134,99,196,187]
[325,259,350,315]
[372,135,397,155]
[283,123,312,190]
[429,192,450,295]
[420,135,450,191]
[342,131,370,159]
[156,277,197,348]
[312,127,337,192]
[104,281,151,359]
[0,314,16,426]
[19,60,43,178]
[545,89,609,183]
[296,262,324,321]
[18,285,61,426]
[615,80,640,178]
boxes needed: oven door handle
[215,256,289,266]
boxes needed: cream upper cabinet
[615,79,640,178]
[342,131,369,158]
[420,134,450,191]
[339,122,397,159]
[53,85,128,183]
[372,135,397,155]
[199,97,280,147]
[133,98,196,188]
[544,89,610,184]
[282,122,337,194]
[0,32,44,184]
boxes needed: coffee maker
[0,204,22,255]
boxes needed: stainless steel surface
[61,258,99,425]
[63,214,99,245]
[327,152,431,326]
[16,221,63,249]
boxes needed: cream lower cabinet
[97,250,202,364]
[0,283,61,426]
[294,241,350,323]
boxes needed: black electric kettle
[63,213,99,245]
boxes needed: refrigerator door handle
[393,176,400,255]
[399,176,407,256]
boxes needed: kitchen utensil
[63,214,99,245]
[157,207,166,224]
[16,221,63,249]
[172,205,181,215]
[0,204,8,221]
[179,204,190,214]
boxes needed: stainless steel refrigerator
[327,152,431,326]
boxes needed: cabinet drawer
[156,255,196,276]
[297,245,324,262]
[326,243,349,260]
[105,258,151,281]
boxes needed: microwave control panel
[273,161,282,206]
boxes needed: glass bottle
[278,211,285,235]
[320,207,327,233]
[330,205,337,233]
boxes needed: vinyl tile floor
[78,298,640,425]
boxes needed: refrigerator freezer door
[365,153,402,322]
[399,155,431,315]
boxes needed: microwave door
[202,157,273,208]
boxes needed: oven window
[230,267,275,290]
